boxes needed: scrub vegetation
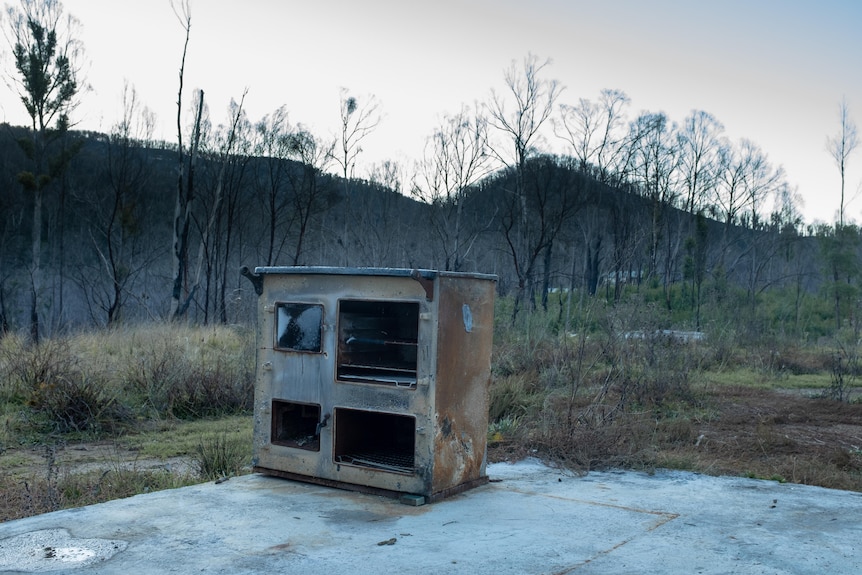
[2,289,861,521]
[487,292,862,492]
[0,324,254,520]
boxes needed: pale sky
[2,0,860,225]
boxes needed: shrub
[168,358,254,419]
[121,324,254,419]
[27,372,121,434]
[489,299,705,472]
[0,336,123,433]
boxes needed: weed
[744,472,787,483]
[826,351,854,402]
[194,432,250,480]
[489,374,543,423]
[654,454,698,471]
[488,415,521,442]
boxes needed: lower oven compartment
[333,408,416,474]
[271,399,322,451]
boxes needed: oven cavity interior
[271,400,322,451]
[334,408,416,474]
[337,299,419,387]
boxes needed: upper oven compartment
[337,299,419,387]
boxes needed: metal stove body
[248,267,496,502]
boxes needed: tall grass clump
[0,323,255,441]
[195,432,250,480]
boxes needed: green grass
[120,415,253,459]
[701,368,833,390]
[654,454,699,471]
[745,472,788,483]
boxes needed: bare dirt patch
[489,387,862,492]
[685,387,862,490]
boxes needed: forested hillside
[0,118,842,341]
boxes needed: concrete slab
[1,459,860,574]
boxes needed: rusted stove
[244,267,496,503]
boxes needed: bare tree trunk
[541,240,553,311]
[170,91,204,319]
[0,280,9,336]
[192,94,246,324]
[29,187,42,343]
[826,98,859,227]
[586,235,602,296]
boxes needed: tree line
[1,0,860,343]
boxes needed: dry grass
[0,323,255,434]
[2,310,861,523]
[0,323,256,521]
[489,381,862,491]
[0,454,199,521]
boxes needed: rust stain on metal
[431,275,495,493]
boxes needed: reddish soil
[489,387,862,493]
[686,387,862,490]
